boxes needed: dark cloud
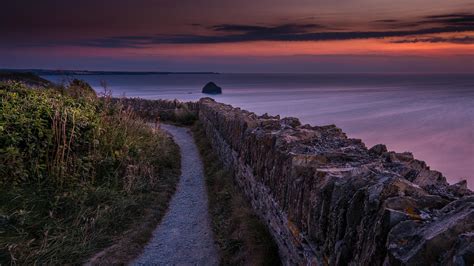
[211,24,269,32]
[66,12,473,47]
[425,13,472,19]
[373,19,399,23]
[422,13,474,26]
[75,25,474,47]
[4,11,473,48]
[211,23,323,33]
[78,36,164,48]
[372,13,474,29]
[392,36,474,44]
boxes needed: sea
[43,73,474,189]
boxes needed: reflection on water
[44,73,474,188]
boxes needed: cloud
[377,13,474,29]
[211,23,323,33]
[392,36,474,44]
[78,36,156,48]
[78,25,474,47]
[23,12,474,48]
[373,19,399,23]
[422,13,474,26]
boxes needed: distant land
[0,69,219,76]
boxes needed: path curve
[132,124,219,265]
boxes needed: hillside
[0,72,55,87]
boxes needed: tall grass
[0,81,180,264]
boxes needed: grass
[0,81,180,264]
[116,97,198,126]
[192,123,281,265]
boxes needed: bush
[0,82,99,186]
[0,82,180,264]
[172,105,197,125]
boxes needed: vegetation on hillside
[192,123,281,265]
[0,72,55,88]
[0,81,180,264]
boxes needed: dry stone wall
[197,98,473,265]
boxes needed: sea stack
[202,82,222,94]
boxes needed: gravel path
[132,124,219,266]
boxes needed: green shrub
[65,79,97,100]
[0,82,180,264]
[172,106,197,125]
[0,82,99,187]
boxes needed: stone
[280,117,301,128]
[369,144,388,155]
[201,82,222,94]
[387,196,474,265]
[441,232,474,265]
[448,180,472,198]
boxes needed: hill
[0,71,55,87]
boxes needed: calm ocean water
[44,73,474,188]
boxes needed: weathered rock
[448,180,472,198]
[441,232,474,265]
[196,97,473,265]
[201,82,222,94]
[387,196,474,265]
[369,144,388,155]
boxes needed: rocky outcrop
[197,98,473,265]
[202,82,222,94]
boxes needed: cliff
[122,97,473,265]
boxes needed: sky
[1,0,473,72]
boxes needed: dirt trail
[132,124,219,265]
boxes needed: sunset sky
[1,0,473,72]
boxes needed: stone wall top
[198,97,473,265]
